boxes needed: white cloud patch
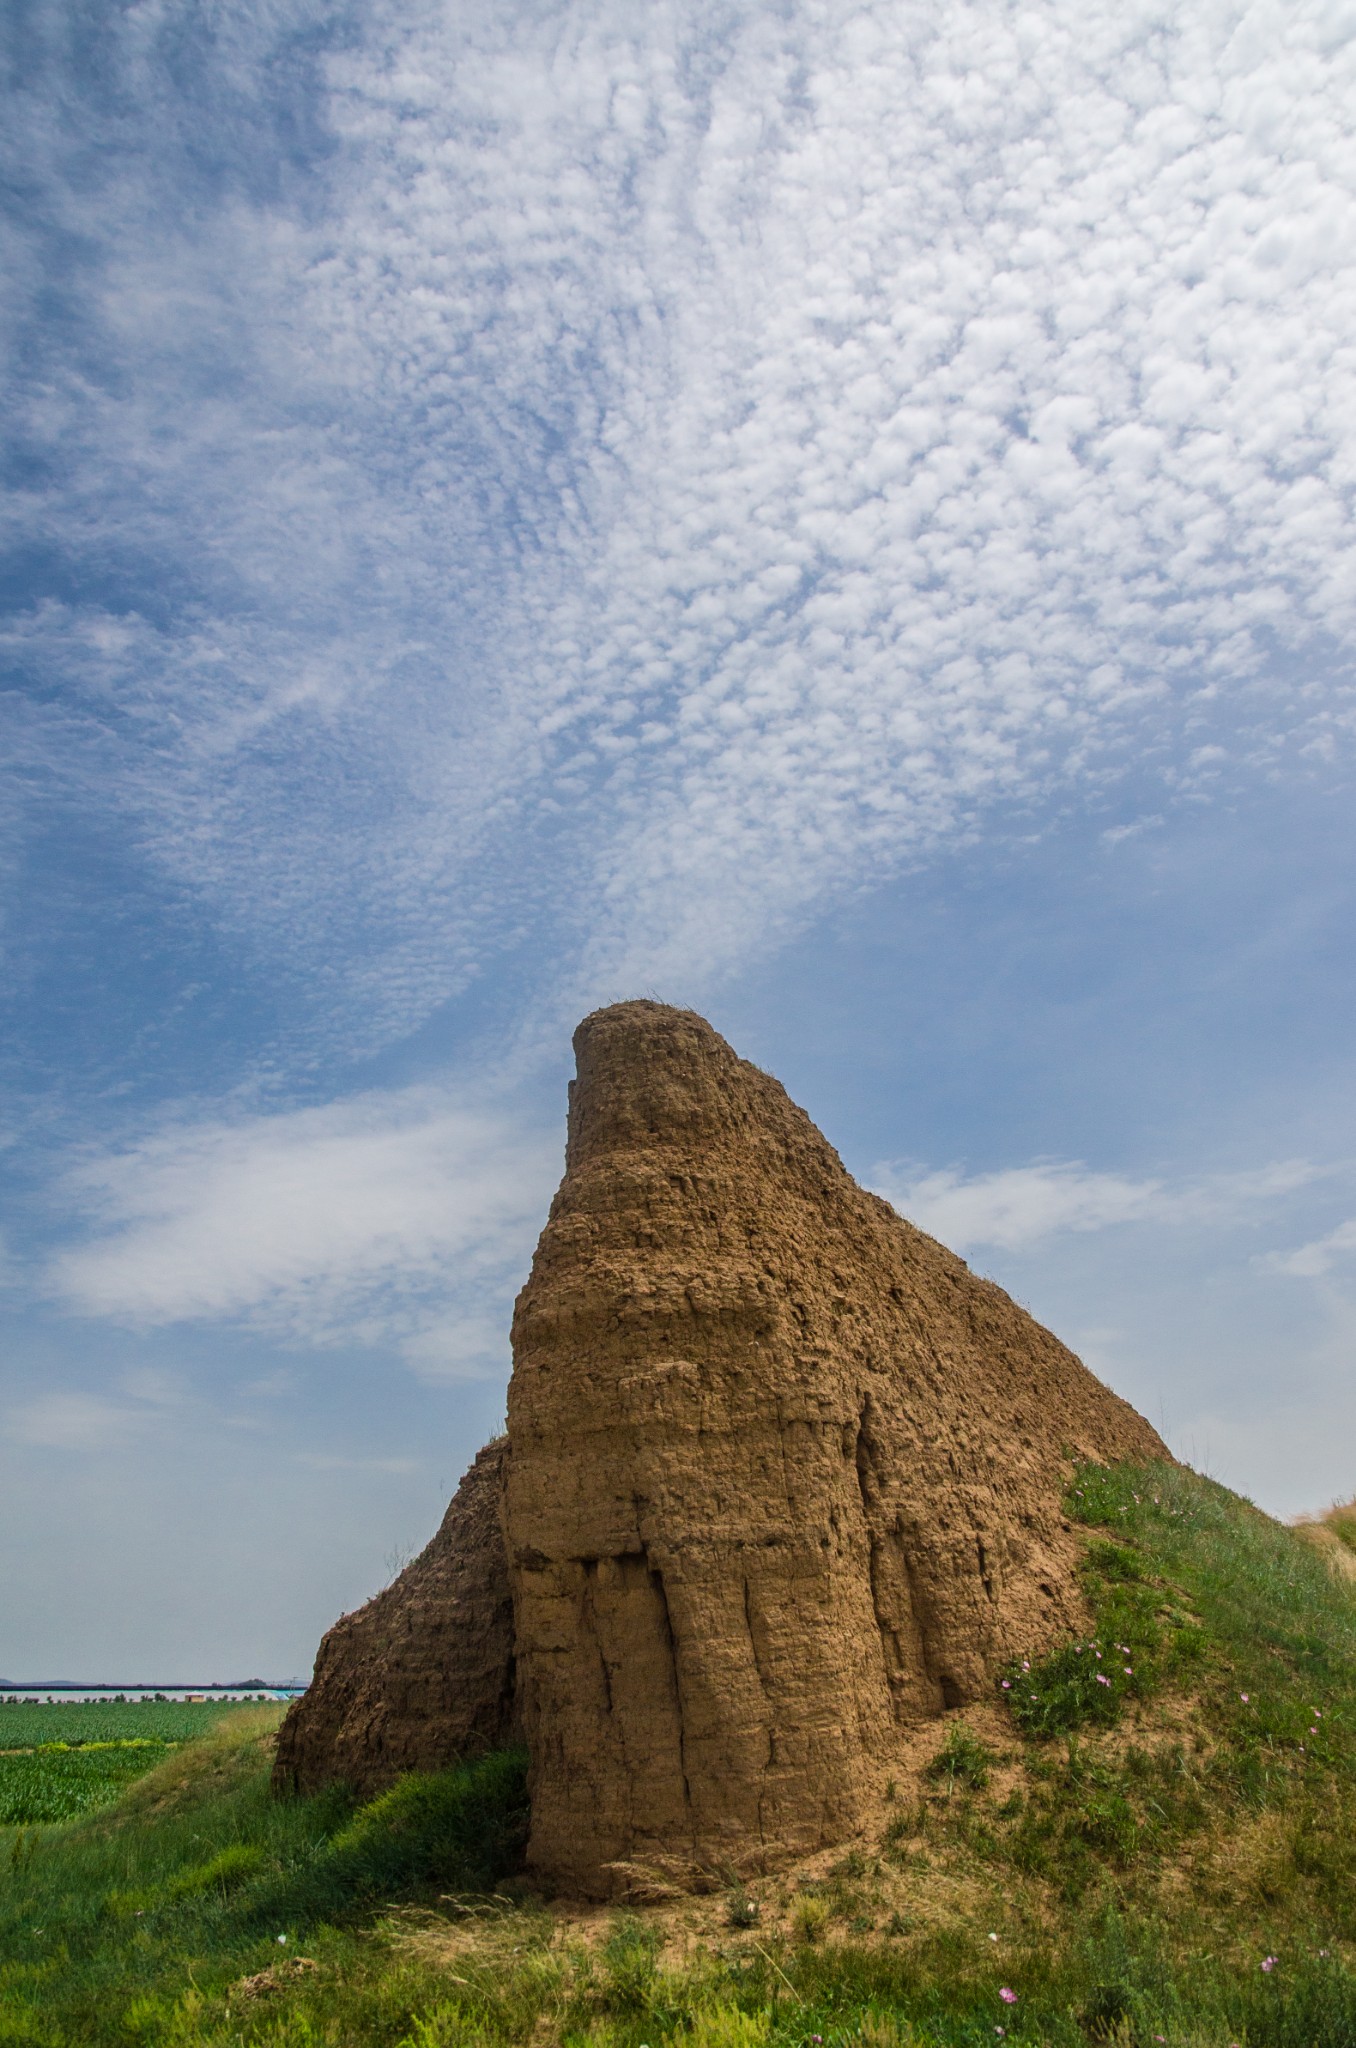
[48,1088,560,1351]
[875,1157,1321,1252]
[5,1360,192,1452]
[398,1313,513,1384]
[294,1452,421,1474]
[1271,1218,1356,1278]
[9,1390,150,1453]
[5,0,1356,1050]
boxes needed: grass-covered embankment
[4,1460,1356,2046]
[0,1707,528,2045]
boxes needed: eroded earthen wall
[273,1437,516,1798]
[505,1002,1167,1894]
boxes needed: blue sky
[3,0,1355,1679]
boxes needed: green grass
[3,1461,1356,2046]
[922,1724,993,1794]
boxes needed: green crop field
[0,1702,267,1825]
[0,1743,175,1824]
[0,1699,257,1747]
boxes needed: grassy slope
[3,1461,1356,2047]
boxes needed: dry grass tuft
[227,1956,319,2002]
[1293,1498,1356,1579]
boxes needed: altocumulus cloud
[6,0,1356,1058]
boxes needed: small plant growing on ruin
[925,1722,993,1793]
[792,1892,832,1943]
[725,1886,760,1928]
[881,1797,927,1858]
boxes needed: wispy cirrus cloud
[5,0,1355,1060]
[8,1390,149,1453]
[47,1088,560,1369]
[6,1366,183,1452]
[1270,1218,1356,1279]
[875,1157,1323,1253]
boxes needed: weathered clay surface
[272,1437,516,1798]
[505,1002,1167,1895]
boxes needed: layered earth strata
[277,1000,1168,1894]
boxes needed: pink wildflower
[1262,1956,1277,1972]
[999,1987,1017,2004]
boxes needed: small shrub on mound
[1002,1637,1140,1738]
[924,1723,993,1791]
[724,1886,760,1928]
[792,1892,832,1943]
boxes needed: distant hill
[0,1679,309,1692]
